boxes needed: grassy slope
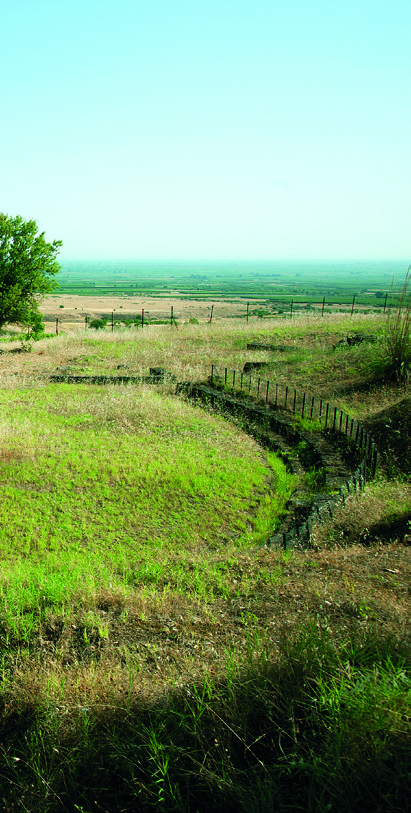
[0,312,409,812]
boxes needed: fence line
[269,460,368,551]
[212,363,378,475]
[184,374,376,551]
[67,293,396,335]
[48,358,381,552]
[210,362,379,479]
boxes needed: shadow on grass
[364,397,411,477]
[0,626,408,813]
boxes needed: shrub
[26,311,46,341]
[379,270,410,383]
[89,318,107,330]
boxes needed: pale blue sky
[1,0,410,259]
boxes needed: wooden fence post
[321,296,325,317]
[142,308,145,329]
[246,302,249,323]
[285,386,289,408]
[293,389,297,413]
[350,295,356,316]
[85,315,88,331]
[265,380,270,403]
[56,317,59,335]
[383,293,388,313]
[209,305,214,324]
[301,392,306,418]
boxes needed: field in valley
[40,259,409,334]
[0,308,408,812]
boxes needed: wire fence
[51,291,400,334]
[210,364,379,478]
[47,358,381,551]
[186,368,383,549]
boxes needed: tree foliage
[89,318,107,330]
[0,213,62,332]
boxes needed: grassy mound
[0,312,408,811]
[0,384,295,612]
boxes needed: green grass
[0,311,408,811]
[368,270,410,384]
[29,310,389,400]
[0,625,408,813]
[0,385,295,623]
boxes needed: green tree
[0,213,62,333]
[89,318,107,330]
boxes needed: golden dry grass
[0,309,409,812]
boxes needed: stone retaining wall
[179,381,374,551]
[49,367,379,551]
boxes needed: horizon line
[59,256,410,264]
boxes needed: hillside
[0,311,408,812]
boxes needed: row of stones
[48,368,377,551]
[179,382,373,551]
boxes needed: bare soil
[40,293,259,330]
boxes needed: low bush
[89,318,107,330]
[372,270,409,383]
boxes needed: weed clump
[372,270,410,384]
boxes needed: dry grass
[310,480,410,548]
[0,309,389,387]
[0,308,409,811]
[5,529,409,713]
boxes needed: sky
[1,0,410,260]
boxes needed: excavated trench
[177,381,367,549]
[48,366,373,550]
